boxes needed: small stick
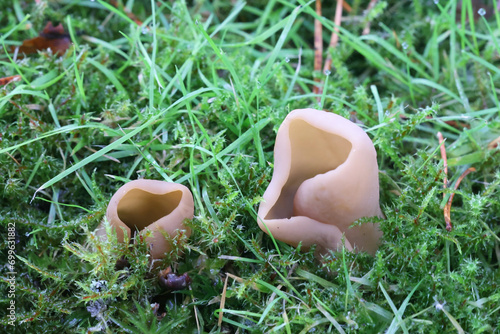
[322,0,344,75]
[437,132,448,194]
[313,0,323,96]
[444,167,476,232]
[6,152,21,166]
[362,0,378,35]
[342,1,352,12]
[318,0,343,98]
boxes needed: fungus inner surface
[265,119,352,220]
[117,189,182,230]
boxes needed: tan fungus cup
[96,180,194,259]
[257,108,383,255]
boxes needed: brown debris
[487,136,500,149]
[313,0,323,96]
[11,22,71,56]
[0,75,21,86]
[158,266,192,290]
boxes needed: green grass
[1,0,499,332]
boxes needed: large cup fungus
[96,180,194,259]
[257,108,383,256]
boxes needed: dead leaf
[11,22,72,56]
[0,75,21,86]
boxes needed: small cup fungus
[257,108,383,255]
[96,180,194,259]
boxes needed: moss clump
[1,0,499,332]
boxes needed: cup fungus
[96,180,194,259]
[257,108,383,255]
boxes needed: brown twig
[313,0,323,96]
[6,152,22,166]
[437,132,448,195]
[342,1,352,13]
[362,0,378,35]
[444,167,476,232]
[317,0,343,99]
[323,0,344,74]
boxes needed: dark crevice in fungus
[117,190,183,230]
[267,119,352,220]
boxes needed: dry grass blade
[362,0,378,35]
[437,132,448,194]
[318,0,343,97]
[316,302,346,334]
[342,1,352,12]
[322,0,343,74]
[218,273,229,327]
[313,0,323,97]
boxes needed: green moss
[1,0,499,332]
